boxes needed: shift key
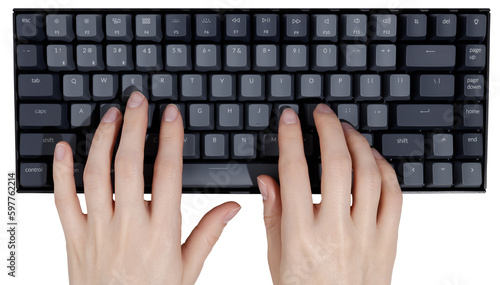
[382,134,424,158]
[18,74,61,100]
[20,133,76,158]
[19,104,68,129]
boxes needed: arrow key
[426,162,452,188]
[428,133,453,159]
[398,162,424,188]
[454,162,482,188]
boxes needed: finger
[114,91,149,213]
[181,202,241,284]
[257,175,282,284]
[373,148,403,235]
[342,122,381,226]
[53,142,86,239]
[278,108,313,223]
[84,107,122,220]
[313,104,352,218]
[151,104,184,225]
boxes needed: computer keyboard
[14,8,489,193]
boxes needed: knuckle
[83,167,108,191]
[263,214,280,231]
[324,154,352,174]
[115,150,144,176]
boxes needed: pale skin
[53,91,402,285]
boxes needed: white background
[0,0,499,284]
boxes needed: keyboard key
[135,14,162,41]
[361,104,388,130]
[269,74,293,101]
[460,44,486,71]
[47,45,75,71]
[16,14,45,41]
[457,133,483,158]
[71,103,96,128]
[165,14,191,41]
[283,45,308,71]
[261,133,279,157]
[326,75,351,101]
[196,14,221,42]
[181,74,207,101]
[159,103,185,126]
[404,45,456,71]
[76,44,105,71]
[225,45,250,71]
[459,14,487,41]
[381,134,424,158]
[312,14,338,41]
[20,163,48,187]
[122,74,148,100]
[99,104,122,120]
[106,14,133,41]
[341,44,367,71]
[355,74,381,101]
[18,74,60,100]
[165,44,191,71]
[20,133,77,158]
[384,74,410,101]
[461,104,483,128]
[203,134,228,159]
[195,44,221,71]
[361,133,373,146]
[19,104,67,129]
[232,133,256,159]
[340,14,367,42]
[189,104,214,130]
[460,74,484,100]
[416,74,454,100]
[183,133,200,159]
[370,14,397,41]
[312,44,337,71]
[136,44,162,71]
[16,44,45,70]
[429,133,453,158]
[297,74,322,99]
[217,104,242,130]
[239,75,265,101]
[246,104,270,130]
[63,74,90,101]
[225,14,250,41]
[106,44,133,71]
[283,14,309,41]
[210,75,236,100]
[46,14,74,42]
[254,14,279,41]
[454,162,482,188]
[430,14,457,41]
[76,14,104,42]
[335,104,359,129]
[399,162,424,188]
[369,44,396,71]
[254,45,279,71]
[151,74,177,101]
[426,162,453,188]
[92,74,118,100]
[395,104,454,129]
[400,14,426,40]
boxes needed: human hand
[52,91,241,285]
[257,104,403,285]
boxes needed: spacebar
[182,163,279,188]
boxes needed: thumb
[181,201,240,284]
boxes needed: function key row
[16,13,487,43]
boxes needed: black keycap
[76,14,104,42]
[459,14,487,41]
[312,14,338,41]
[99,103,122,120]
[355,74,381,101]
[304,104,318,127]
[370,14,397,41]
[246,104,270,130]
[428,133,453,159]
[195,14,221,42]
[71,103,96,128]
[145,134,159,157]
[16,14,45,41]
[74,163,84,187]
[239,75,265,101]
[384,74,410,101]
[340,44,367,71]
[225,14,250,41]
[225,45,250,72]
[326,75,352,101]
[398,162,424,188]
[457,133,483,158]
[19,104,67,129]
[404,45,456,71]
[312,44,337,71]
[18,74,60,100]
[165,44,191,71]
[426,162,453,188]
[195,44,221,71]
[283,45,308,71]
[369,44,396,71]
[459,74,484,100]
[217,104,243,130]
[151,74,177,101]
[454,162,482,188]
[47,45,75,71]
[106,44,134,71]
[429,14,457,41]
[334,104,359,129]
[181,74,207,101]
[159,103,185,127]
[46,14,75,42]
[232,133,256,159]
[283,14,309,41]
[203,133,228,159]
[20,163,48,187]
[400,14,427,40]
[165,14,191,41]
[63,74,90,101]
[122,74,149,100]
[189,104,214,130]
[415,74,454,100]
[361,104,388,130]
[20,133,77,158]
[260,133,279,157]
[92,74,118,101]
[17,45,45,70]
[76,44,105,71]
[461,104,483,128]
[395,104,454,129]
[268,74,294,101]
[254,14,279,42]
[106,14,133,42]
[297,74,322,99]
[459,44,486,71]
[381,134,424,158]
[254,45,279,71]
[183,133,200,159]
[340,14,367,42]
[135,14,162,42]
[136,45,162,71]
[181,163,278,188]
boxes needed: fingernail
[341,121,354,131]
[281,108,298,125]
[223,207,241,223]
[315,103,334,113]
[371,148,384,160]
[101,107,119,123]
[54,143,65,161]
[257,177,268,200]
[127,92,144,108]
[163,104,179,122]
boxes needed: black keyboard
[14,9,489,193]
